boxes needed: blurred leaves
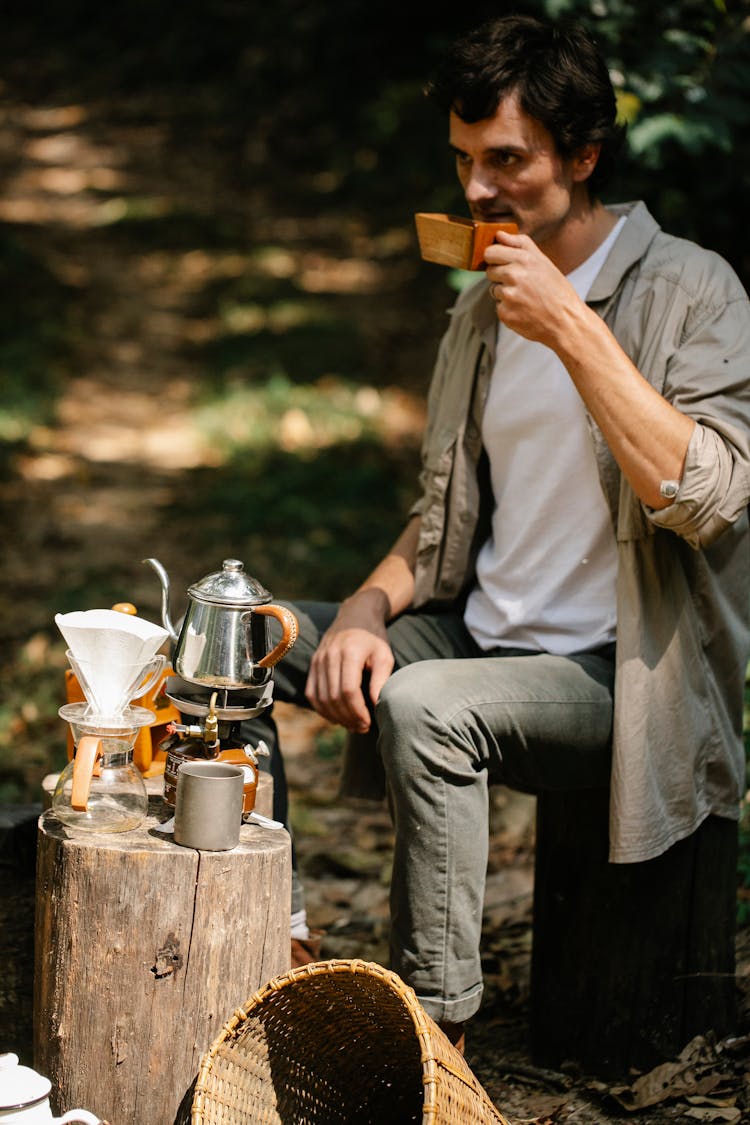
[194,373,404,455]
[571,0,750,268]
[0,635,68,803]
[627,114,730,160]
[0,235,69,443]
[167,436,418,602]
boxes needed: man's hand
[306,517,419,730]
[305,588,395,732]
[485,230,580,347]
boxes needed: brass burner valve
[165,691,220,746]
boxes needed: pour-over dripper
[65,649,166,719]
[53,703,153,832]
[55,608,169,667]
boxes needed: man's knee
[377,662,441,727]
[376,665,430,759]
[376,662,457,776]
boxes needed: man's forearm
[346,516,420,622]
[555,304,695,509]
[485,228,695,510]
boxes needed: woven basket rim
[192,958,509,1124]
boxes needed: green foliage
[315,726,347,762]
[542,0,750,280]
[166,436,418,603]
[193,373,387,454]
[739,815,750,924]
[9,1,748,277]
[198,309,366,390]
[0,235,71,441]
[0,638,68,803]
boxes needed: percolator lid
[187,559,271,607]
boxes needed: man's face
[449,91,593,249]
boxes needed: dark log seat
[529,787,738,1078]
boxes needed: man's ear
[572,142,602,182]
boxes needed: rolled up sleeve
[646,422,750,547]
[644,289,750,548]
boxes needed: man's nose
[463,165,496,204]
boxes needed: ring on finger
[490,281,503,302]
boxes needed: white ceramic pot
[0,1055,100,1124]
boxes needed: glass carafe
[53,703,153,832]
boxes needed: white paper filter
[55,609,169,664]
[55,610,170,715]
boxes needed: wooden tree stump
[530,788,737,1078]
[34,805,291,1125]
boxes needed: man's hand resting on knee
[305,517,420,732]
[305,588,395,732]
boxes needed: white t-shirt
[463,218,625,655]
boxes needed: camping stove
[159,675,272,813]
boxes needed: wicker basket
[192,959,510,1124]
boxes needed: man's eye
[491,152,517,168]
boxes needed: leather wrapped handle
[71,734,102,812]
[252,604,299,668]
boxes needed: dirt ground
[0,29,748,1125]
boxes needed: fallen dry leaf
[683,1109,741,1123]
[512,1109,569,1125]
[686,1094,740,1108]
[609,1035,729,1111]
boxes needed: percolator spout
[143,557,178,643]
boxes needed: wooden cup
[414,212,518,270]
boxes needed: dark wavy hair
[426,14,626,196]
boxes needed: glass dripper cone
[65,649,165,719]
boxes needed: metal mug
[173,761,244,851]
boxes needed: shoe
[438,1020,466,1056]
[290,929,325,968]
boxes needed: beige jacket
[407,201,750,862]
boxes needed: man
[258,14,750,1039]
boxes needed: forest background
[0,0,749,914]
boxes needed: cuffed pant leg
[376,648,614,1023]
